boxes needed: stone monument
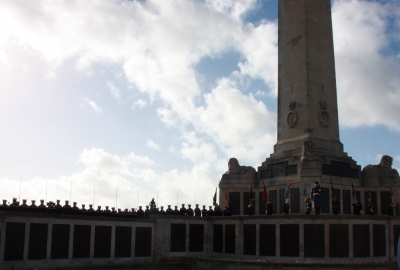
[219,0,399,215]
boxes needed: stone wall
[0,212,399,269]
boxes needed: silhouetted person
[194,204,201,217]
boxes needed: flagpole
[19,177,22,202]
[137,188,139,209]
[70,180,72,203]
[93,182,95,206]
[177,192,178,206]
[116,188,118,209]
[46,179,48,203]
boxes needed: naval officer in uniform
[311,181,322,215]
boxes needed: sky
[0,0,399,210]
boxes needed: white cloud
[80,96,102,113]
[0,148,217,209]
[132,99,146,109]
[146,139,161,151]
[107,81,120,100]
[332,0,400,131]
[79,148,154,173]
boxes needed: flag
[213,187,217,206]
[302,182,307,199]
[366,183,371,204]
[389,185,394,204]
[351,183,357,202]
[224,186,229,205]
[262,181,268,203]
[284,181,292,198]
[249,182,255,203]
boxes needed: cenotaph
[219,0,399,216]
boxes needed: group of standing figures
[258,182,398,216]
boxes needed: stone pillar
[276,224,280,257]
[110,225,115,259]
[131,225,136,258]
[349,224,354,258]
[0,218,5,267]
[237,220,243,259]
[387,219,391,262]
[23,222,30,261]
[185,222,189,256]
[68,224,74,260]
[46,223,52,260]
[256,223,260,258]
[299,222,304,259]
[369,224,373,257]
[324,223,329,258]
[90,224,95,259]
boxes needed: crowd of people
[0,197,232,218]
[257,182,399,216]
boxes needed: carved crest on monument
[286,101,298,128]
[318,101,329,128]
[301,140,318,162]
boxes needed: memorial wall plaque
[290,188,300,213]
[115,226,132,257]
[380,191,390,216]
[259,191,266,215]
[170,224,186,252]
[243,224,256,255]
[213,224,223,253]
[28,223,48,260]
[304,224,324,257]
[73,225,91,258]
[51,224,70,259]
[272,162,287,178]
[373,225,386,257]
[321,187,330,213]
[332,189,341,214]
[329,224,349,257]
[342,190,351,214]
[280,224,299,257]
[269,190,277,214]
[135,227,152,257]
[4,222,25,261]
[94,226,112,258]
[353,224,370,257]
[189,224,204,252]
[259,224,276,256]
[229,192,240,215]
[225,225,235,254]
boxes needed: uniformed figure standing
[305,198,312,215]
[282,199,290,215]
[332,195,340,215]
[311,181,322,215]
[352,200,362,215]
